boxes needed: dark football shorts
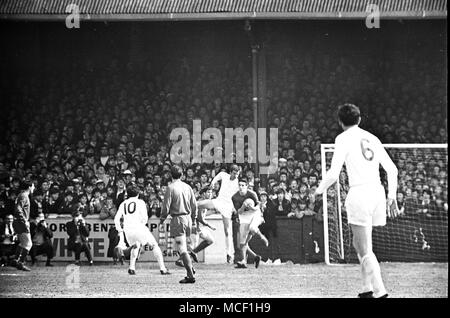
[170,214,192,238]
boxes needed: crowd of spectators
[0,30,447,235]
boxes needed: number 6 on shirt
[360,138,374,161]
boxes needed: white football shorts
[212,197,234,219]
[345,183,387,227]
[238,209,264,244]
[124,224,158,249]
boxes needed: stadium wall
[39,215,206,263]
[37,214,326,264]
[248,216,325,264]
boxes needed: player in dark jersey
[12,180,36,271]
[231,177,267,269]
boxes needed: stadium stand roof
[0,0,447,20]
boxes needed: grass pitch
[0,261,447,298]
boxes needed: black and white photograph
[0,0,447,303]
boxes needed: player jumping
[196,164,240,263]
[315,104,399,298]
[231,177,266,269]
[114,184,170,275]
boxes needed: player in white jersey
[315,104,399,298]
[114,185,170,275]
[197,164,240,263]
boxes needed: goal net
[321,144,448,264]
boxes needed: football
[243,198,255,210]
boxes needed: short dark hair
[337,103,361,126]
[171,165,183,180]
[19,180,33,191]
[126,184,139,197]
[238,177,248,184]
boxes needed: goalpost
[321,143,448,265]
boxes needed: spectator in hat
[72,178,83,197]
[278,158,287,170]
[0,214,18,266]
[122,170,133,185]
[66,211,93,266]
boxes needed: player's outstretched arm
[315,136,346,195]
[209,171,223,189]
[378,143,399,217]
[378,144,398,200]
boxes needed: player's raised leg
[197,199,216,211]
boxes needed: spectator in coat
[272,188,291,217]
[99,196,117,220]
[74,193,91,217]
[30,190,44,220]
[66,211,93,265]
[29,213,54,266]
[0,214,18,266]
[60,192,77,215]
[107,224,121,265]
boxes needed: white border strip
[322,143,448,149]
